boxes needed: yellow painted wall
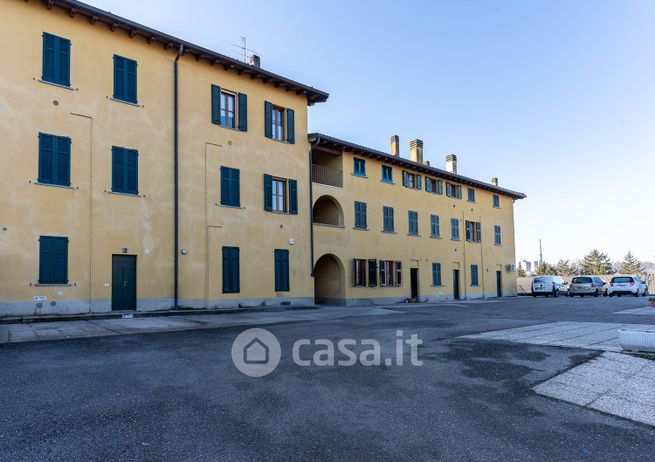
[312,148,519,304]
[0,1,313,316]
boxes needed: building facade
[0,0,525,317]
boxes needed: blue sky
[92,0,655,264]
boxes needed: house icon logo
[231,328,281,377]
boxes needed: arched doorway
[314,254,345,305]
[312,195,343,226]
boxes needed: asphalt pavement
[1,296,654,461]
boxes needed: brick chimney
[445,154,457,174]
[390,135,400,156]
[491,177,498,186]
[410,139,423,164]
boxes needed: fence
[312,164,343,188]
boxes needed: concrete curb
[0,304,319,325]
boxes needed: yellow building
[0,0,525,317]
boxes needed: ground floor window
[39,236,68,284]
[432,263,442,286]
[379,260,402,287]
[471,264,479,286]
[353,259,367,286]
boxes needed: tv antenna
[230,36,264,64]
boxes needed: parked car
[569,276,607,297]
[608,276,648,297]
[531,276,565,297]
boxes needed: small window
[437,180,444,195]
[354,201,367,229]
[354,158,366,176]
[493,194,500,208]
[112,146,139,195]
[446,183,463,199]
[274,249,290,292]
[220,166,240,207]
[432,263,442,286]
[221,91,236,128]
[471,264,479,286]
[264,175,298,214]
[402,171,422,190]
[353,259,367,287]
[380,260,401,286]
[381,165,393,182]
[42,32,70,87]
[383,206,394,232]
[494,225,502,246]
[222,247,240,293]
[425,177,437,193]
[113,55,137,104]
[271,106,284,141]
[212,86,248,131]
[38,133,71,186]
[465,221,482,243]
[467,188,475,203]
[451,218,460,241]
[39,236,68,284]
[430,215,440,238]
[408,211,419,236]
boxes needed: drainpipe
[309,140,319,277]
[174,44,184,308]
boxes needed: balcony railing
[312,164,343,188]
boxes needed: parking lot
[1,296,654,461]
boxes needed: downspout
[174,44,184,308]
[309,139,319,277]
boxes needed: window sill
[353,227,369,231]
[407,233,420,237]
[430,235,441,240]
[451,238,460,242]
[212,121,243,132]
[495,244,502,247]
[381,180,394,184]
[314,223,345,228]
[218,204,244,210]
[268,138,291,144]
[107,190,144,198]
[34,283,72,287]
[431,284,445,288]
[382,230,396,234]
[110,97,142,108]
[33,181,76,190]
[268,210,290,215]
[471,285,480,287]
[37,79,76,91]
[352,173,368,178]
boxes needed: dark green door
[112,255,137,311]
[496,271,503,297]
[453,269,461,300]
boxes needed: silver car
[569,276,606,297]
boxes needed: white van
[531,276,565,297]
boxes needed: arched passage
[312,195,343,226]
[314,254,345,305]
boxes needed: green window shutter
[238,93,248,131]
[126,149,138,195]
[264,101,273,138]
[126,58,137,103]
[263,174,273,211]
[288,179,298,214]
[112,147,123,192]
[113,55,124,100]
[220,166,229,205]
[42,33,56,83]
[233,248,240,293]
[402,171,409,187]
[222,247,240,293]
[274,249,290,292]
[286,108,295,144]
[39,236,54,284]
[38,133,54,184]
[368,259,377,286]
[361,202,367,228]
[53,237,68,284]
[57,36,71,87]
[379,260,386,286]
[416,175,422,190]
[211,85,221,125]
[42,33,70,86]
[56,136,71,186]
[232,168,240,207]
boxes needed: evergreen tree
[619,251,642,275]
[517,262,527,277]
[555,259,577,276]
[579,249,612,275]
[535,261,556,275]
